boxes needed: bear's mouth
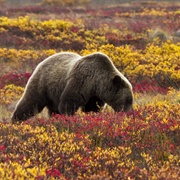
[112,105,124,112]
[123,104,133,112]
[113,104,133,113]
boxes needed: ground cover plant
[0,0,180,179]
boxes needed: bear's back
[33,52,81,80]
[27,52,81,100]
[38,52,81,71]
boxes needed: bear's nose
[125,97,133,105]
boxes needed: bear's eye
[125,97,133,105]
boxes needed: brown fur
[12,52,134,122]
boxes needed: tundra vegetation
[0,0,180,179]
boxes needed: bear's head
[105,75,134,112]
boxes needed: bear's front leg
[58,93,85,115]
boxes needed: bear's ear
[113,75,125,88]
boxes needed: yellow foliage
[0,48,57,65]
[81,42,180,82]
[0,84,24,105]
[0,161,47,179]
[0,16,74,33]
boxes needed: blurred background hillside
[1,0,180,7]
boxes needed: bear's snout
[124,104,133,112]
[111,96,133,113]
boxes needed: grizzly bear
[12,52,133,122]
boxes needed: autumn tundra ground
[0,0,180,179]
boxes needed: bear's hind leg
[12,98,45,123]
